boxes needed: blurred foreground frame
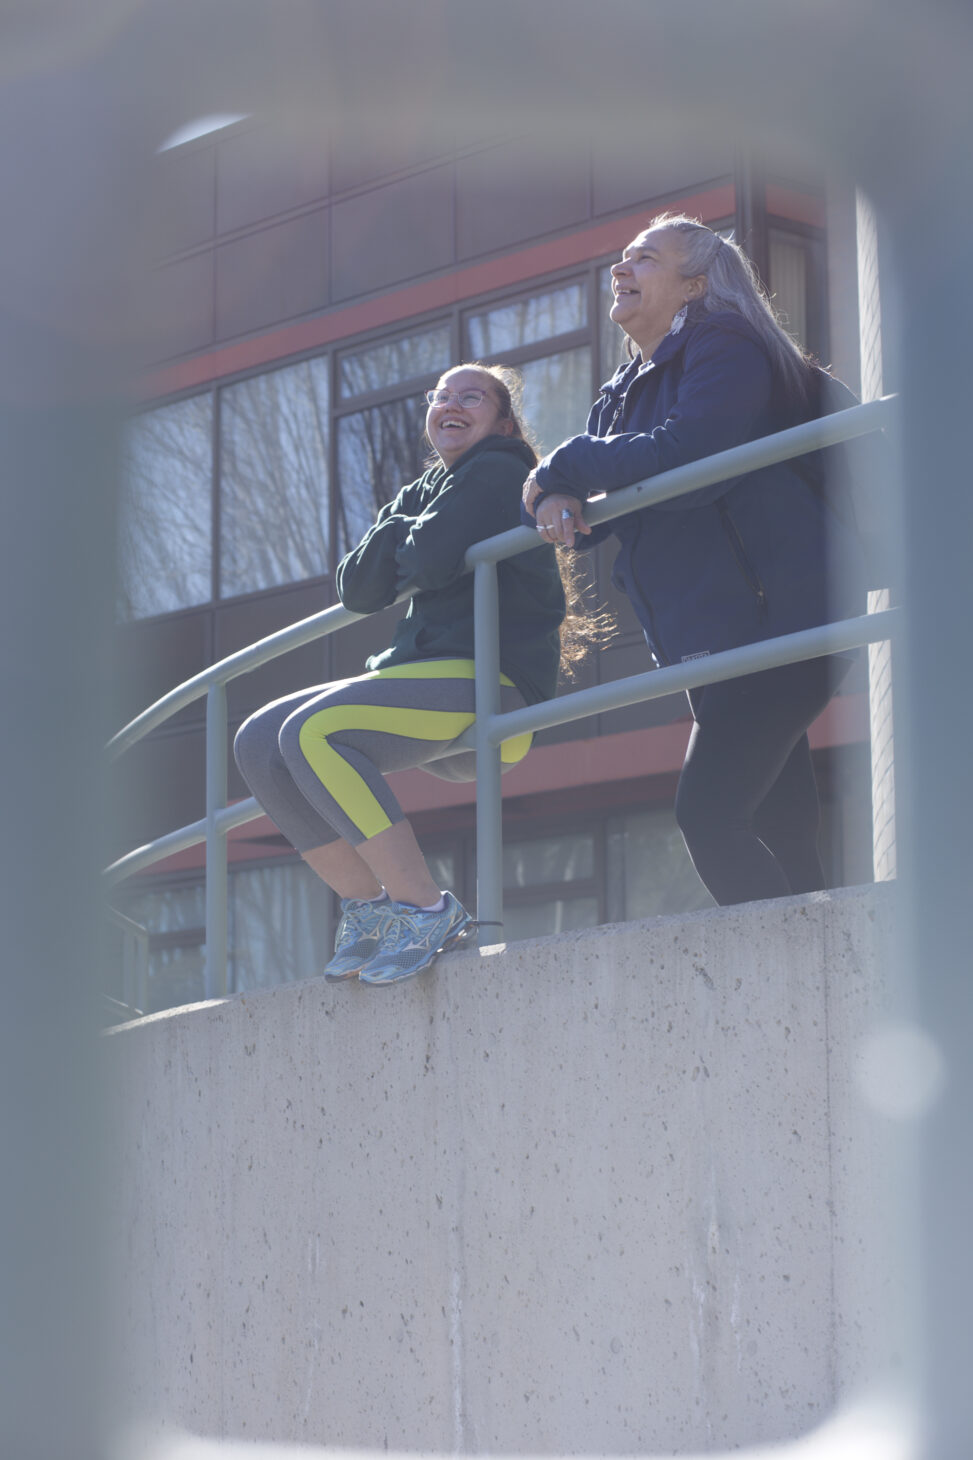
[1,0,969,1456]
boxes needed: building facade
[112,117,874,1011]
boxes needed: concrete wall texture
[107,885,898,1455]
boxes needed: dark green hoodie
[335,435,565,705]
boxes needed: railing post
[205,682,229,998]
[473,561,504,942]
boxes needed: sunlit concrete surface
[121,1399,918,1458]
[107,885,900,1454]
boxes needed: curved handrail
[105,796,262,885]
[109,396,894,758]
[104,603,899,888]
[107,394,898,996]
[108,600,366,758]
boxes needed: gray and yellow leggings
[233,659,531,851]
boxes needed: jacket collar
[650,322,694,367]
[436,433,536,477]
[599,317,696,400]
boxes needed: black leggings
[674,656,852,907]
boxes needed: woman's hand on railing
[523,470,589,546]
[522,469,543,517]
[532,492,590,548]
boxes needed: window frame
[120,215,824,622]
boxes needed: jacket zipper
[719,506,768,609]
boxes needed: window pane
[119,878,205,933]
[119,396,212,618]
[503,832,594,888]
[228,861,333,993]
[467,283,586,356]
[114,880,206,1013]
[599,263,627,382]
[336,394,426,552]
[769,230,808,347]
[605,809,713,922]
[339,325,451,399]
[519,347,592,458]
[220,358,330,598]
[504,896,599,943]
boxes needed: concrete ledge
[107,885,898,1454]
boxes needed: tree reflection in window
[605,808,713,921]
[338,325,450,399]
[519,347,591,457]
[115,879,206,1012]
[501,830,599,942]
[467,283,586,355]
[119,395,213,619]
[503,898,599,942]
[502,831,594,887]
[336,394,426,553]
[220,358,330,598]
[228,862,333,994]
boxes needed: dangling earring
[670,304,688,336]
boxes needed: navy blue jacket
[337,435,565,706]
[530,310,865,668]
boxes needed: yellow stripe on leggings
[297,697,532,842]
[359,662,531,762]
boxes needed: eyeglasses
[424,387,489,408]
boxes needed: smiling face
[609,227,706,358]
[425,366,513,468]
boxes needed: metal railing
[105,396,897,999]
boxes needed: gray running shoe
[358,892,474,985]
[323,897,400,982]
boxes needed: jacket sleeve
[394,450,527,593]
[517,491,615,554]
[532,325,775,512]
[335,483,425,614]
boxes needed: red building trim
[389,688,865,813]
[141,186,736,400]
[765,184,825,228]
[149,693,867,875]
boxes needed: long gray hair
[644,212,813,403]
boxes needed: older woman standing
[524,213,864,908]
